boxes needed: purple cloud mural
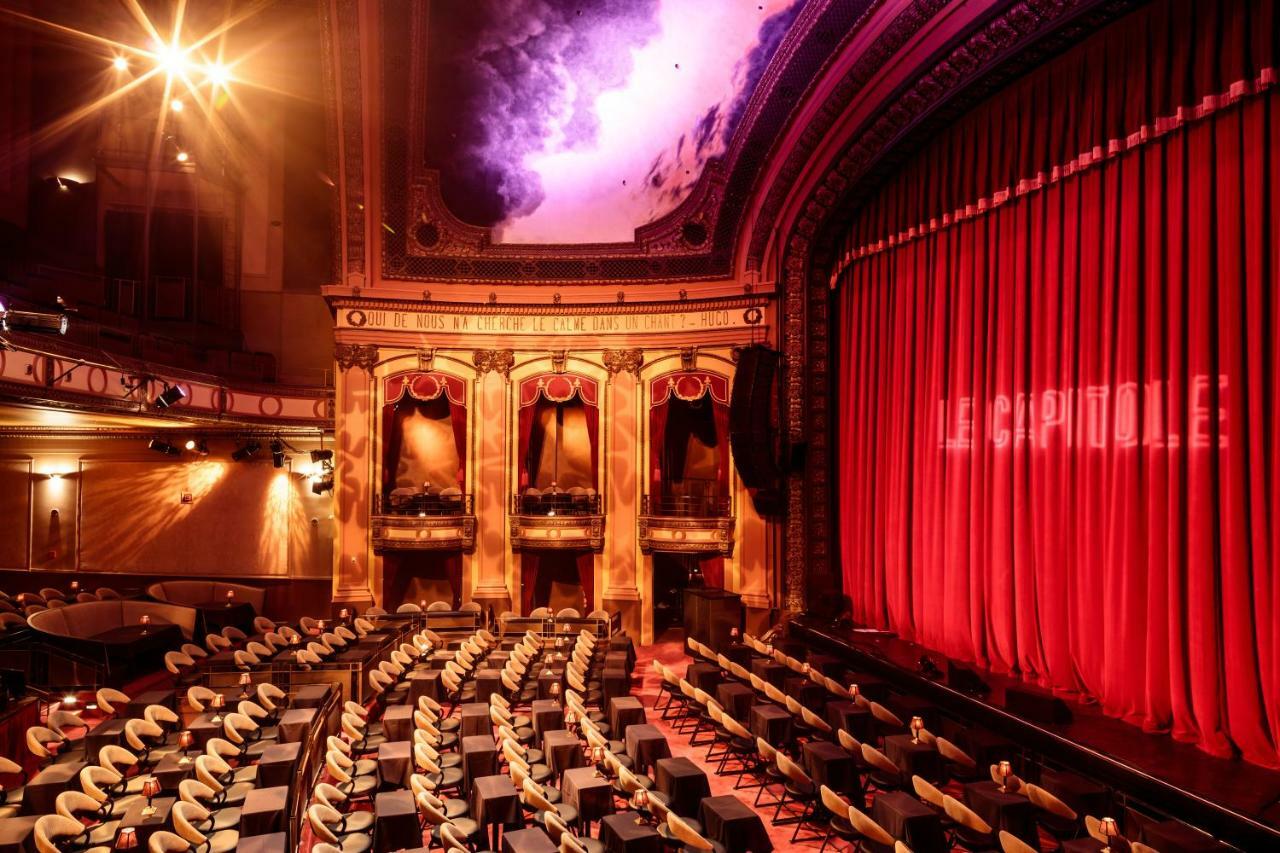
[423,0,804,244]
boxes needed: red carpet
[635,631,832,851]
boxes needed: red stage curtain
[834,0,1279,766]
[520,552,539,615]
[701,556,725,590]
[650,402,669,496]
[521,551,594,612]
[584,400,599,486]
[713,401,730,495]
[448,399,467,485]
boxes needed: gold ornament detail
[603,349,644,378]
[335,344,379,372]
[473,349,514,378]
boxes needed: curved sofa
[27,599,197,641]
[146,580,266,613]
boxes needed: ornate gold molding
[473,349,514,378]
[603,349,644,379]
[335,343,379,372]
[638,514,734,556]
[679,347,698,371]
[372,514,476,553]
[550,350,568,374]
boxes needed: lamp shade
[116,827,139,849]
[141,777,161,799]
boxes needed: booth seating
[146,581,267,614]
[26,600,197,641]
[27,600,198,682]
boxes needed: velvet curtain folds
[520,551,595,614]
[834,0,1280,766]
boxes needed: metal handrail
[375,492,473,516]
[641,494,731,518]
[511,492,602,516]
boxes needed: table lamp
[1099,816,1120,853]
[565,708,578,731]
[140,776,161,816]
[239,672,252,696]
[210,692,226,724]
[910,715,925,744]
[590,744,605,776]
[631,786,649,823]
[802,661,811,674]
[848,683,859,702]
[177,730,194,763]
[69,580,79,593]
[764,643,774,657]
[729,627,739,640]
[225,589,235,608]
[115,827,138,850]
[997,760,1013,792]
[140,614,151,635]
[339,607,349,621]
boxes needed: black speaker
[1005,685,1073,724]
[946,661,990,695]
[729,345,783,490]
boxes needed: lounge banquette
[146,580,266,614]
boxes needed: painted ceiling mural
[422,0,805,245]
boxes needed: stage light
[170,98,184,113]
[206,62,230,87]
[0,300,69,335]
[185,439,209,456]
[148,438,180,456]
[311,471,334,495]
[270,439,285,469]
[175,150,189,163]
[231,440,261,462]
[310,449,333,464]
[153,385,186,409]
[154,42,189,76]
[112,56,128,71]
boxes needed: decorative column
[472,350,514,613]
[332,342,378,614]
[602,349,643,637]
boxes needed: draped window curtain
[834,0,1279,766]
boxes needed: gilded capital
[335,343,379,372]
[603,348,644,379]
[473,349,515,378]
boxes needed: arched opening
[649,372,730,516]
[380,372,467,515]
[516,373,600,613]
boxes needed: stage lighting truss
[153,383,186,409]
[147,437,180,456]
[231,440,262,462]
[0,296,70,335]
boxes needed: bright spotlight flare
[152,41,190,76]
[205,62,231,88]
[0,296,70,335]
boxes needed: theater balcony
[370,492,477,553]
[637,495,735,556]
[509,490,604,552]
